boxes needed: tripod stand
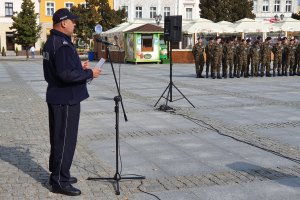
[154,40,195,110]
[87,44,145,195]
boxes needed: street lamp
[154,14,162,25]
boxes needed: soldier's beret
[257,36,262,40]
[246,39,251,43]
[266,37,272,41]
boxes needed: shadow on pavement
[227,162,300,188]
[0,145,50,188]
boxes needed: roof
[125,23,164,33]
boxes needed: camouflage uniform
[289,41,297,76]
[250,43,260,77]
[282,41,288,76]
[260,40,272,77]
[192,41,205,78]
[233,40,239,77]
[272,42,283,76]
[283,42,295,76]
[205,40,214,78]
[296,43,300,76]
[223,41,235,78]
[246,41,251,76]
[236,41,247,78]
[212,39,223,79]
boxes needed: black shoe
[206,73,209,78]
[52,184,81,196]
[49,177,78,185]
[199,75,204,78]
[217,76,222,79]
[289,72,294,76]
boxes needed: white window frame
[253,0,257,12]
[150,7,156,18]
[263,0,269,12]
[186,8,192,19]
[136,6,142,18]
[5,2,13,17]
[285,0,292,12]
[46,1,55,16]
[80,2,87,8]
[164,7,170,17]
[65,2,74,10]
[274,0,280,12]
[122,6,128,18]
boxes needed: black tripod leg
[172,83,195,108]
[154,83,170,107]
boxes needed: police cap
[53,8,79,24]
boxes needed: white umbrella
[217,21,234,33]
[273,18,300,32]
[232,18,271,33]
[183,18,222,34]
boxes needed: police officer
[43,8,101,196]
[192,37,205,78]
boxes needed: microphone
[96,38,118,46]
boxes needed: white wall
[0,0,40,51]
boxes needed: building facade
[0,0,39,51]
[114,0,200,22]
[253,0,298,20]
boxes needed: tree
[71,0,126,45]
[199,0,256,22]
[10,0,41,59]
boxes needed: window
[136,6,142,18]
[142,35,153,52]
[122,6,128,18]
[186,8,192,19]
[263,0,269,12]
[80,2,87,8]
[5,2,13,16]
[253,0,257,12]
[274,0,280,12]
[150,7,156,18]
[65,2,74,10]
[285,0,292,12]
[164,7,170,17]
[46,2,55,16]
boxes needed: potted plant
[87,41,95,61]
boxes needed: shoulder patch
[62,41,69,45]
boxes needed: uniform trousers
[48,103,80,187]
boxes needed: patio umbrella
[182,18,222,34]
[273,18,300,32]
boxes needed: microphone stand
[87,43,145,195]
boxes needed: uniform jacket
[43,29,93,105]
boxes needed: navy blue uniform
[43,29,93,188]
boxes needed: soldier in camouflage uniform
[212,37,223,79]
[250,41,260,77]
[288,39,297,76]
[282,37,288,76]
[192,37,205,78]
[205,38,214,78]
[246,39,252,77]
[296,40,300,76]
[236,39,247,78]
[233,36,239,77]
[223,39,235,78]
[222,38,227,78]
[272,38,284,76]
[260,37,272,77]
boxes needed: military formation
[192,36,300,79]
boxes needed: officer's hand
[92,68,101,78]
[82,60,90,70]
